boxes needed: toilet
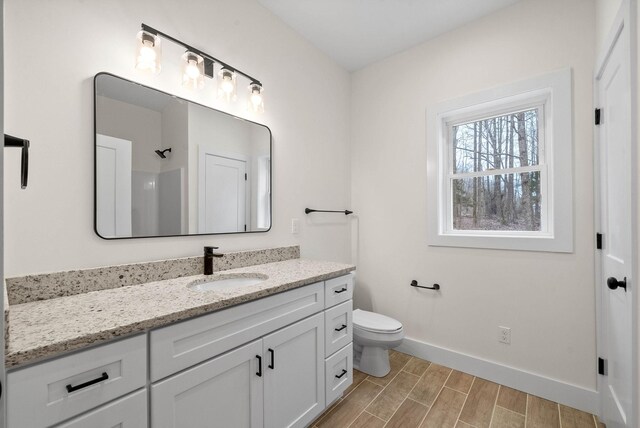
[352,309,404,377]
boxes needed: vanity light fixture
[135,23,264,112]
[248,82,264,114]
[135,30,162,74]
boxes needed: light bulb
[221,78,234,93]
[139,43,156,62]
[135,31,161,74]
[251,92,263,105]
[185,60,200,79]
[181,52,204,90]
[217,68,237,102]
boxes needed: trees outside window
[450,108,543,232]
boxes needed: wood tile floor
[312,350,604,428]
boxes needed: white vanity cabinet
[6,272,355,428]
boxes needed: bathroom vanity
[4,248,354,428]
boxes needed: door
[198,148,247,233]
[151,339,263,428]
[263,313,325,428]
[96,134,132,238]
[596,5,635,427]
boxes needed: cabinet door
[54,390,147,428]
[151,339,263,428]
[263,313,325,428]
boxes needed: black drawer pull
[256,355,262,377]
[335,324,347,332]
[335,369,348,379]
[334,287,348,294]
[268,348,275,369]
[66,372,109,393]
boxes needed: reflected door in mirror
[199,150,247,233]
[96,134,132,238]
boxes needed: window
[427,69,572,252]
[451,107,544,232]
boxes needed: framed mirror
[94,73,272,239]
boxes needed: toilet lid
[353,309,403,333]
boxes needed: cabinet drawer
[325,343,353,405]
[324,274,354,308]
[54,389,147,428]
[150,281,324,381]
[324,300,353,357]
[7,334,146,428]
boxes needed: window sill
[427,231,572,253]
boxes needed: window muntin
[446,106,547,234]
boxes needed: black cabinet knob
[607,276,627,292]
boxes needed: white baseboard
[397,337,599,415]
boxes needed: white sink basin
[188,274,268,292]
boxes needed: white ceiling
[257,0,523,71]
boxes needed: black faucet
[204,246,224,275]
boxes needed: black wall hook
[410,280,440,290]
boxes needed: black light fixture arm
[141,23,262,86]
[4,134,29,189]
[305,208,353,215]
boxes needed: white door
[263,313,325,428]
[151,339,263,428]
[596,6,634,427]
[96,134,132,238]
[198,148,247,233]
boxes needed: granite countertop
[6,259,355,368]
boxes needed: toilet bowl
[352,309,404,377]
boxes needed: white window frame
[426,69,573,252]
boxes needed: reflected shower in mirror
[94,73,271,239]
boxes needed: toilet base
[353,344,391,377]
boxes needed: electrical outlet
[291,218,300,234]
[498,326,511,344]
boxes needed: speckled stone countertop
[6,259,355,368]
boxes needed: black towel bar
[5,134,29,189]
[305,208,353,215]
[410,280,440,290]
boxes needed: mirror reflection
[94,73,271,239]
